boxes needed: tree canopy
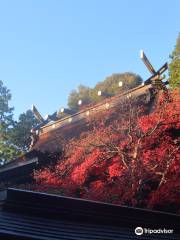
[10,110,38,152]
[68,85,93,111]
[169,33,180,88]
[94,72,142,95]
[0,80,38,163]
[34,90,180,213]
[0,80,20,164]
[68,72,142,110]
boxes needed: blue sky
[0,0,179,119]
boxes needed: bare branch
[158,146,180,188]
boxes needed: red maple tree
[34,89,180,213]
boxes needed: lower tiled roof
[0,211,137,240]
[0,188,179,240]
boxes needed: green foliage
[172,34,180,56]
[0,80,20,164]
[94,72,142,95]
[68,85,93,110]
[0,141,20,164]
[10,110,38,152]
[68,72,142,110]
[0,80,38,164]
[169,34,180,88]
